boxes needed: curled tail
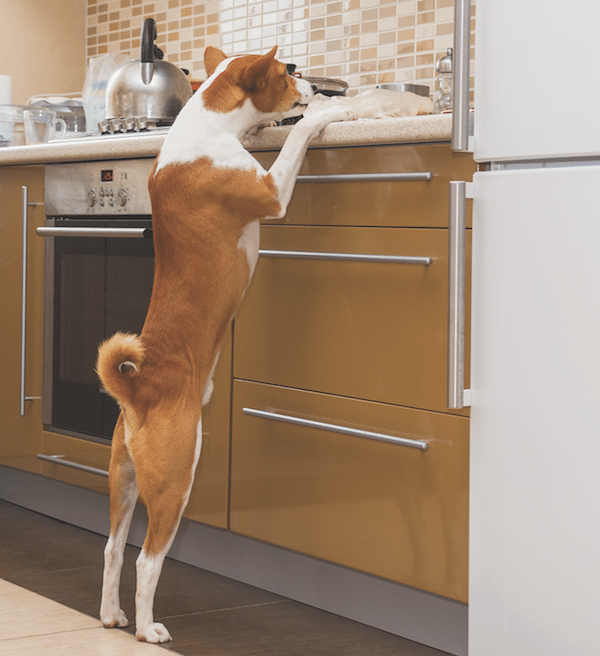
[96,332,145,408]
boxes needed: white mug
[23,108,67,144]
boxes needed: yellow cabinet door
[231,380,469,602]
[253,144,476,228]
[0,166,45,473]
[234,226,470,415]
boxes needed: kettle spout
[141,62,154,85]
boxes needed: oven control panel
[45,159,155,216]
[86,186,129,210]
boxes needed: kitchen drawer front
[39,432,111,494]
[234,225,471,415]
[253,144,475,228]
[230,380,469,602]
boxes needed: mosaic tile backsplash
[87,0,475,103]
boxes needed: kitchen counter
[0,113,452,166]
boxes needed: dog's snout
[311,84,318,93]
[292,76,315,108]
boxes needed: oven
[39,159,156,443]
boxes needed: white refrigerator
[466,1,600,654]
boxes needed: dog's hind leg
[100,413,139,629]
[133,414,203,643]
[134,525,180,643]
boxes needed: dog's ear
[237,46,278,91]
[204,47,228,77]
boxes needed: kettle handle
[141,18,157,64]
[140,18,163,84]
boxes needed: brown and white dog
[96,45,354,643]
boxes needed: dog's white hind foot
[136,622,172,643]
[134,548,175,643]
[101,607,129,629]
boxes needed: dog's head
[201,46,313,122]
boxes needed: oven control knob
[86,190,96,208]
[117,189,128,207]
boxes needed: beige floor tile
[0,580,169,655]
[0,579,99,640]
[3,626,171,655]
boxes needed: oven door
[40,217,154,442]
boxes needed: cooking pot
[376,83,430,98]
[304,76,348,97]
[106,18,192,124]
[285,66,348,98]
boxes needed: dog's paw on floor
[101,608,129,629]
[136,621,173,644]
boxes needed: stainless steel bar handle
[243,407,429,451]
[36,227,151,239]
[20,187,41,416]
[37,453,109,478]
[259,250,433,266]
[447,181,470,408]
[296,172,433,183]
[452,0,473,152]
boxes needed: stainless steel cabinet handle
[37,227,152,239]
[452,0,473,152]
[20,187,42,416]
[296,172,433,183]
[447,181,471,408]
[259,250,433,266]
[243,407,429,451]
[37,453,109,478]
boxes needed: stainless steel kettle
[106,18,193,124]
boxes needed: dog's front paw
[101,608,129,629]
[315,106,357,123]
[136,622,173,643]
[299,105,357,137]
[304,99,359,121]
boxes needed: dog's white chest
[154,93,267,177]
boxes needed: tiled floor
[0,499,451,655]
[0,579,168,655]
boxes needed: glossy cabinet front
[0,166,45,474]
[39,432,111,493]
[235,225,471,416]
[232,143,474,601]
[231,380,469,602]
[253,144,475,228]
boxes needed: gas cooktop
[50,126,170,143]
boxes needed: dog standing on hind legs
[96,45,356,643]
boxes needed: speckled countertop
[0,114,452,167]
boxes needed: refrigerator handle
[448,181,471,409]
[452,0,473,152]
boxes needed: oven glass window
[52,231,154,441]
